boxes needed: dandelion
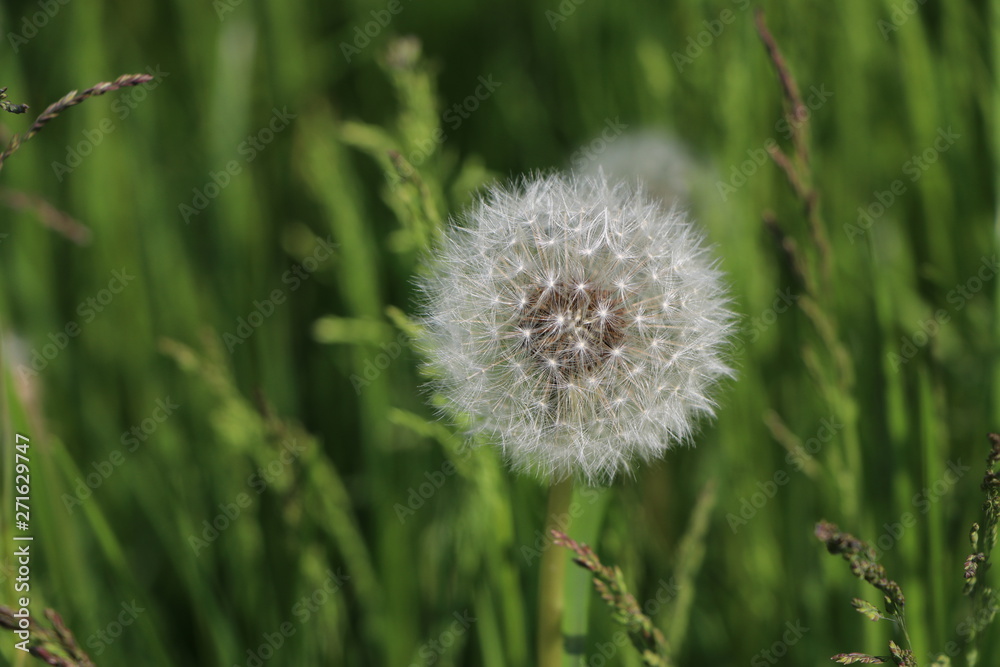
[578,128,701,208]
[417,172,733,484]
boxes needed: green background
[0,0,997,665]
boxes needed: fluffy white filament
[418,173,733,484]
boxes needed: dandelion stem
[537,476,575,667]
[561,485,611,666]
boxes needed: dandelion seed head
[417,172,733,484]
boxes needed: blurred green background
[1,0,998,665]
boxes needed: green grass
[1,0,998,664]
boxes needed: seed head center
[517,281,627,378]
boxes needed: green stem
[537,477,575,667]
[561,485,611,666]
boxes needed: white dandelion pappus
[418,172,733,484]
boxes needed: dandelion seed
[417,172,733,483]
